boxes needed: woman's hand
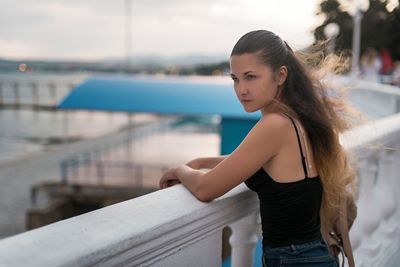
[159,166,182,189]
[159,164,207,201]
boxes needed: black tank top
[244,113,323,248]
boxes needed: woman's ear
[277,66,288,86]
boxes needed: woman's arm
[159,113,288,202]
[159,156,227,188]
[186,155,228,169]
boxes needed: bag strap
[339,194,355,267]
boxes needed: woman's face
[230,53,285,115]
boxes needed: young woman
[159,30,356,267]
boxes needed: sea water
[0,72,131,163]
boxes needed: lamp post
[324,23,339,55]
[339,0,370,77]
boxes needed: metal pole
[126,113,132,161]
[125,0,131,73]
[351,11,363,77]
[328,35,338,55]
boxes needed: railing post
[229,211,260,267]
[83,152,91,180]
[0,82,3,105]
[374,150,400,266]
[72,157,79,183]
[395,97,400,113]
[96,152,105,185]
[49,83,56,106]
[60,159,69,185]
[392,150,400,218]
[376,151,398,237]
[31,82,39,107]
[13,82,20,107]
[359,158,380,235]
[351,158,382,267]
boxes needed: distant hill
[101,53,228,67]
[0,53,228,66]
[0,53,229,75]
[0,58,15,64]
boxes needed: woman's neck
[261,102,297,119]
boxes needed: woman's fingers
[167,180,181,186]
[159,170,172,188]
[159,177,169,188]
[160,178,180,189]
[159,167,181,188]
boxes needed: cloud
[0,39,44,58]
[0,0,320,60]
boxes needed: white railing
[0,113,399,267]
[339,74,400,265]
[0,181,260,266]
[337,76,400,119]
[0,99,400,266]
[341,113,400,267]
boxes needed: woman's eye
[246,75,255,80]
[231,77,238,82]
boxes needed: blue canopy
[58,75,260,154]
[58,76,260,120]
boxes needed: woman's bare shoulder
[195,113,291,201]
[258,112,293,132]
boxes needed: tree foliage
[314,0,400,60]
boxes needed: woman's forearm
[175,165,208,201]
[186,155,228,169]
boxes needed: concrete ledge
[0,183,257,267]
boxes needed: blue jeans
[262,237,339,267]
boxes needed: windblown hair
[231,30,359,222]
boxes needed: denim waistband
[263,236,326,254]
[262,236,338,267]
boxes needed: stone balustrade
[341,112,400,267]
[0,89,400,267]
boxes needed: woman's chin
[241,102,261,113]
[243,106,258,113]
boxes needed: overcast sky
[0,0,328,61]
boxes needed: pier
[0,79,77,110]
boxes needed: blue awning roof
[58,76,260,119]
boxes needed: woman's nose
[236,83,248,95]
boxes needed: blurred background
[0,0,399,266]
[1,0,398,76]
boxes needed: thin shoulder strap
[283,113,309,178]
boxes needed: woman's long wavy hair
[231,30,359,222]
